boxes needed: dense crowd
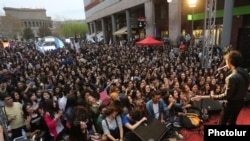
[0,40,238,141]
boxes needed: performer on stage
[195,50,249,125]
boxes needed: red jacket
[44,113,59,139]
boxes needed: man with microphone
[195,50,249,125]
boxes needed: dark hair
[43,99,58,119]
[99,104,107,112]
[104,105,119,116]
[151,90,161,97]
[129,109,142,121]
[224,50,242,67]
[65,94,77,109]
[0,93,10,101]
[71,106,88,122]
[22,103,32,118]
[69,106,89,141]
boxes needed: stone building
[2,7,52,38]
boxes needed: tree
[38,25,52,37]
[23,27,35,40]
[0,14,22,38]
[52,21,64,38]
[61,22,88,39]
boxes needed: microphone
[214,65,227,77]
[217,65,227,71]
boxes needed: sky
[0,0,86,21]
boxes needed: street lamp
[188,0,197,36]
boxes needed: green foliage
[61,22,88,39]
[38,26,52,37]
[23,27,35,40]
[52,22,64,38]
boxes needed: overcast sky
[0,0,86,20]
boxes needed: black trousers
[55,129,66,141]
[219,100,244,125]
[11,126,25,139]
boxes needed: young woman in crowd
[101,105,124,141]
[122,109,147,141]
[96,105,107,135]
[201,82,211,95]
[22,102,51,140]
[43,99,65,141]
[61,94,76,130]
[27,91,39,112]
[68,106,100,141]
[85,94,102,130]
[213,84,222,95]
[10,90,24,104]
[142,85,152,102]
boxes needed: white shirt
[58,96,67,111]
[153,103,159,119]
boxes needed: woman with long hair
[27,91,39,112]
[22,103,51,140]
[64,94,78,130]
[10,90,24,104]
[142,85,152,103]
[43,99,65,141]
[68,106,94,141]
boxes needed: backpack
[180,113,201,129]
[180,107,204,129]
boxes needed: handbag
[3,105,12,138]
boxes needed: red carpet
[179,106,250,141]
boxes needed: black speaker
[236,27,250,70]
[192,99,223,112]
[133,117,169,141]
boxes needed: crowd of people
[0,39,248,141]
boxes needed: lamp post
[188,0,197,36]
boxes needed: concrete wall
[84,0,147,22]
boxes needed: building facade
[84,0,250,48]
[3,7,52,38]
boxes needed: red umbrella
[136,35,163,46]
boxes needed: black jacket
[225,67,249,101]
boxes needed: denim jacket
[146,99,166,120]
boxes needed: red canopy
[136,35,163,46]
